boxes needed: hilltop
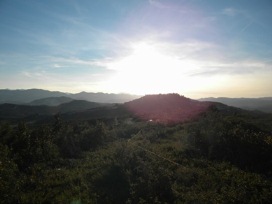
[125,94,213,124]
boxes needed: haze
[0,0,272,98]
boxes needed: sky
[0,0,272,98]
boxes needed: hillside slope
[28,96,74,106]
[125,94,213,124]
[0,100,103,119]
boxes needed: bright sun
[103,41,218,95]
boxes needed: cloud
[189,60,272,76]
[148,0,170,9]
[53,64,66,68]
[66,38,271,78]
[49,57,111,68]
[148,0,193,13]
[222,8,241,17]
[22,71,46,78]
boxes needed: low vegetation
[1,102,272,203]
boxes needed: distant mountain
[28,96,74,106]
[0,89,141,104]
[57,100,104,113]
[2,92,270,125]
[61,104,130,121]
[199,97,272,113]
[0,100,103,119]
[125,94,213,124]
[0,89,68,104]
[71,91,140,103]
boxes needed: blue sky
[0,0,271,98]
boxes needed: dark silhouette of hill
[199,97,272,113]
[0,93,215,124]
[28,96,74,106]
[70,91,140,103]
[0,100,103,119]
[61,104,130,121]
[2,92,270,126]
[0,89,140,104]
[125,94,213,124]
[0,104,52,119]
[57,100,104,113]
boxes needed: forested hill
[125,94,214,124]
[0,100,104,119]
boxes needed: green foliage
[1,110,272,203]
[186,112,272,175]
[0,144,20,203]
[94,164,130,203]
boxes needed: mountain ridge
[28,96,74,106]
[0,100,104,119]
[0,89,141,104]
[1,93,270,126]
[199,97,272,113]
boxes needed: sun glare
[104,41,218,95]
[105,42,178,94]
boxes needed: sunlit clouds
[101,41,216,95]
[95,40,272,97]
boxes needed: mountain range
[199,97,272,113]
[0,93,224,125]
[2,91,270,127]
[0,100,104,120]
[0,89,140,104]
[0,89,272,121]
[28,96,74,106]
